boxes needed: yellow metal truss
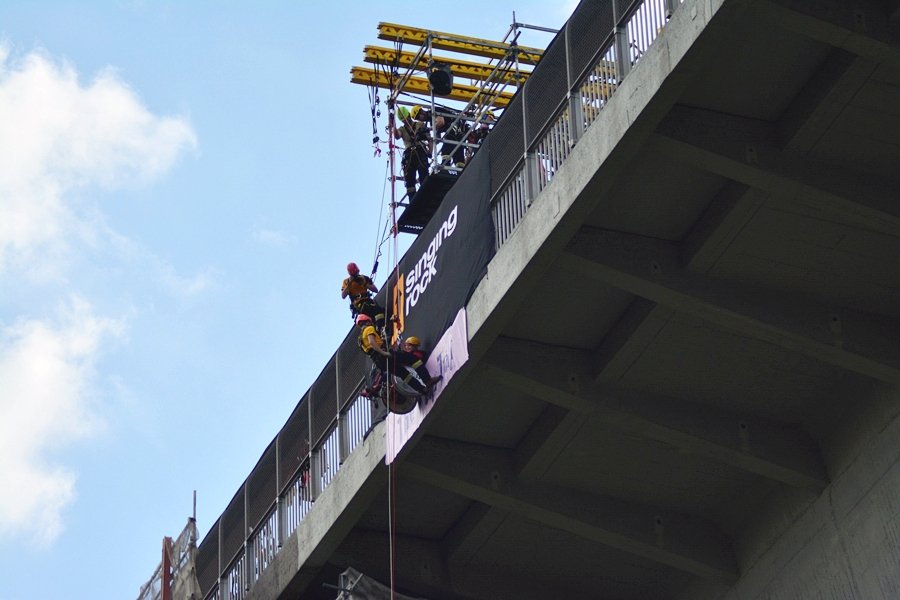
[377,22,543,66]
[363,46,530,86]
[349,66,513,107]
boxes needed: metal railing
[492,162,528,248]
[137,519,199,600]
[249,508,278,585]
[281,461,313,540]
[197,322,373,600]
[490,0,680,249]
[196,1,683,598]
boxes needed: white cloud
[0,43,198,277]
[252,226,296,249]
[158,262,220,298]
[0,44,201,547]
[0,297,125,546]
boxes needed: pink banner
[385,308,468,463]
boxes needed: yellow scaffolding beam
[377,22,543,66]
[349,66,513,107]
[363,46,530,85]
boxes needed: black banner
[378,137,494,350]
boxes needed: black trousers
[368,351,429,393]
[350,297,385,328]
[402,146,429,192]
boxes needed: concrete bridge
[193,0,900,598]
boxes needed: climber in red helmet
[341,261,385,330]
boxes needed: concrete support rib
[561,228,900,385]
[332,530,464,600]
[335,527,589,600]
[776,48,878,156]
[653,107,900,233]
[483,337,829,492]
[404,437,738,581]
[336,521,589,600]
[441,502,508,565]
[754,0,900,68]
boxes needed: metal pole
[218,520,227,600]
[427,34,439,172]
[309,392,322,501]
[243,483,250,591]
[564,23,583,145]
[337,352,350,464]
[162,537,173,600]
[665,0,678,19]
[511,21,560,34]
[613,0,633,79]
[522,77,538,205]
[275,435,283,548]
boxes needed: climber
[341,262,385,330]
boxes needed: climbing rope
[385,50,402,600]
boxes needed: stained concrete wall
[718,386,900,600]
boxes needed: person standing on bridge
[394,105,430,199]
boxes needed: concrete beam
[562,227,900,385]
[680,182,767,273]
[755,0,900,68]
[591,297,676,383]
[513,404,584,481]
[333,527,594,600]
[331,529,466,600]
[404,436,738,581]
[776,48,879,155]
[441,502,509,565]
[484,337,829,491]
[654,106,900,233]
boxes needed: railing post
[524,151,539,203]
[665,0,678,19]
[614,26,631,79]
[520,78,539,204]
[613,0,633,78]
[308,390,322,501]
[243,483,250,592]
[336,353,350,464]
[218,522,228,600]
[564,21,584,144]
[310,448,323,501]
[275,435,283,549]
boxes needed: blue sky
[0,2,568,598]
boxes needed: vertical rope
[386,62,401,600]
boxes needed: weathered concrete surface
[719,388,900,600]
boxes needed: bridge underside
[252,1,900,598]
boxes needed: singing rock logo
[405,205,457,316]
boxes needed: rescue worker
[341,262,385,330]
[434,113,466,168]
[466,109,495,161]
[394,105,430,199]
[356,316,436,395]
[400,336,442,388]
